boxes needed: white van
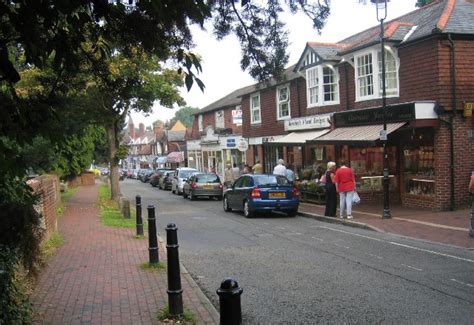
[171,167,198,195]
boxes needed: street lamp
[371,0,391,219]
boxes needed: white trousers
[339,190,354,217]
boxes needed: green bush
[0,246,31,324]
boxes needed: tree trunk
[106,122,120,201]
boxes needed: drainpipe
[344,64,350,111]
[447,34,456,211]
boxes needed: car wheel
[183,190,188,199]
[223,196,231,212]
[172,186,175,194]
[189,192,195,201]
[287,209,297,217]
[243,200,254,218]
[217,195,223,201]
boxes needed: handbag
[319,174,326,185]
[352,191,361,205]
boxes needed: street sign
[237,139,249,152]
[379,130,387,141]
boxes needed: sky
[131,0,418,127]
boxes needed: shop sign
[249,135,284,145]
[334,103,416,127]
[232,108,243,125]
[464,102,473,117]
[237,138,249,152]
[226,138,236,148]
[284,114,331,131]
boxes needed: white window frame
[354,47,399,102]
[198,114,203,132]
[215,109,225,129]
[306,65,339,108]
[276,84,291,120]
[250,93,261,124]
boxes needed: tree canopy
[170,106,200,129]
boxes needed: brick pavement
[31,184,218,324]
[299,201,474,249]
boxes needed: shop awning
[269,129,330,145]
[309,122,406,145]
[154,156,167,164]
[166,152,184,163]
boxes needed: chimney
[138,123,145,138]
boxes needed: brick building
[187,85,254,180]
[237,0,473,210]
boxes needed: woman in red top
[334,160,356,220]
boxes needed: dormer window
[355,48,399,101]
[306,65,339,108]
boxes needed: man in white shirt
[273,159,287,176]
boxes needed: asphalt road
[120,178,474,324]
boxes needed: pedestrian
[243,164,252,174]
[224,163,233,188]
[252,159,263,174]
[273,159,287,176]
[286,164,295,183]
[324,161,337,217]
[231,163,241,180]
[334,160,356,220]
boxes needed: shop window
[403,146,435,197]
[349,147,397,192]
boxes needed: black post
[147,205,159,264]
[216,278,243,325]
[165,223,183,317]
[136,195,144,236]
[380,16,391,219]
[469,196,474,237]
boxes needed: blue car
[223,174,300,218]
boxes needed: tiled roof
[166,130,186,141]
[337,0,473,54]
[196,64,300,115]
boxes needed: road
[120,179,474,324]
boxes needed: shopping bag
[352,191,361,205]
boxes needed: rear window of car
[178,170,197,178]
[254,175,289,186]
[195,174,220,183]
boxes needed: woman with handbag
[324,161,337,217]
[334,160,356,220]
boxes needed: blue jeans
[339,191,354,218]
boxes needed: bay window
[355,48,399,101]
[306,65,339,107]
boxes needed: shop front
[310,101,440,209]
[186,140,202,171]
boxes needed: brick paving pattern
[299,201,474,249]
[31,184,218,324]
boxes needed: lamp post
[372,0,391,219]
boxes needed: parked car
[142,169,155,183]
[223,174,300,218]
[137,169,152,182]
[171,167,198,195]
[150,168,173,187]
[182,173,223,200]
[158,170,174,190]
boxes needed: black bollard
[216,278,243,325]
[136,195,144,236]
[165,223,183,317]
[147,205,159,264]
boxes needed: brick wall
[28,174,60,239]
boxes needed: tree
[170,106,200,129]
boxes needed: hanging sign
[464,102,473,117]
[237,138,249,152]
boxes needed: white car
[171,167,198,195]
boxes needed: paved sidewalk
[299,201,474,249]
[31,184,219,324]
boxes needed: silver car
[182,173,223,200]
[171,167,198,195]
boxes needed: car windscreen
[179,170,196,179]
[254,175,289,186]
[195,174,220,183]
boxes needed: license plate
[203,185,214,189]
[269,192,285,198]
